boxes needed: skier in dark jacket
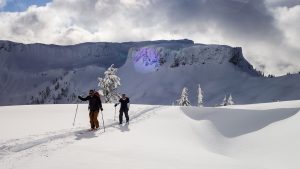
[115,94,130,124]
[78,90,103,130]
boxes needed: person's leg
[89,112,94,129]
[94,111,99,129]
[119,110,124,124]
[124,109,129,123]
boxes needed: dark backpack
[94,91,101,98]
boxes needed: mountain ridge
[0,39,299,106]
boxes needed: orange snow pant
[89,111,99,129]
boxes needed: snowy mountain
[118,43,300,106]
[0,39,299,106]
[0,101,300,169]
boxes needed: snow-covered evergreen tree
[177,87,191,106]
[98,64,121,103]
[220,95,227,106]
[197,84,203,107]
[227,94,234,105]
[220,94,234,106]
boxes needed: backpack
[94,91,101,98]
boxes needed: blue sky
[1,0,51,12]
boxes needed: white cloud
[265,0,300,7]
[273,6,300,50]
[0,0,299,75]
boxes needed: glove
[114,103,118,107]
[100,107,103,111]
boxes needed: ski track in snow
[0,105,163,169]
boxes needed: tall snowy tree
[98,64,121,103]
[177,87,191,106]
[227,94,234,105]
[221,95,227,106]
[220,94,234,106]
[197,84,203,107]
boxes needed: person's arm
[114,99,121,107]
[78,95,89,101]
[126,98,130,109]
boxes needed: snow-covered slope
[0,39,300,106]
[0,101,300,169]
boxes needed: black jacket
[78,95,102,112]
[119,97,130,111]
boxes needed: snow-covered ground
[1,101,300,169]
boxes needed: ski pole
[73,103,79,126]
[100,110,105,132]
[114,106,116,121]
[73,90,86,126]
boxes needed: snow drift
[0,101,300,169]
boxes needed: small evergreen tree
[220,94,234,106]
[197,84,203,107]
[177,87,191,106]
[98,64,121,103]
[227,94,234,105]
[220,95,227,106]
